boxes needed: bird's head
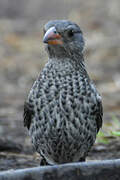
[43,20,85,59]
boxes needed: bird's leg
[40,157,50,166]
[79,157,86,162]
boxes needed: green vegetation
[97,116,120,144]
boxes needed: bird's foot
[79,157,85,162]
[40,157,50,166]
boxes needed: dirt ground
[0,0,120,171]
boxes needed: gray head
[43,20,85,59]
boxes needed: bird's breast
[29,67,98,164]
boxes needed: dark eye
[67,29,74,37]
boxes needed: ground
[0,0,120,171]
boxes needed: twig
[0,159,120,180]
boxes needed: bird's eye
[67,29,74,37]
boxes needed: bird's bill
[43,27,63,45]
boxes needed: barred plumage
[24,20,103,165]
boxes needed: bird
[24,20,103,165]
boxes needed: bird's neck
[47,54,88,77]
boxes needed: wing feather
[23,101,34,129]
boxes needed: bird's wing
[23,101,34,130]
[96,96,103,133]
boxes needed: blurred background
[0,0,120,170]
